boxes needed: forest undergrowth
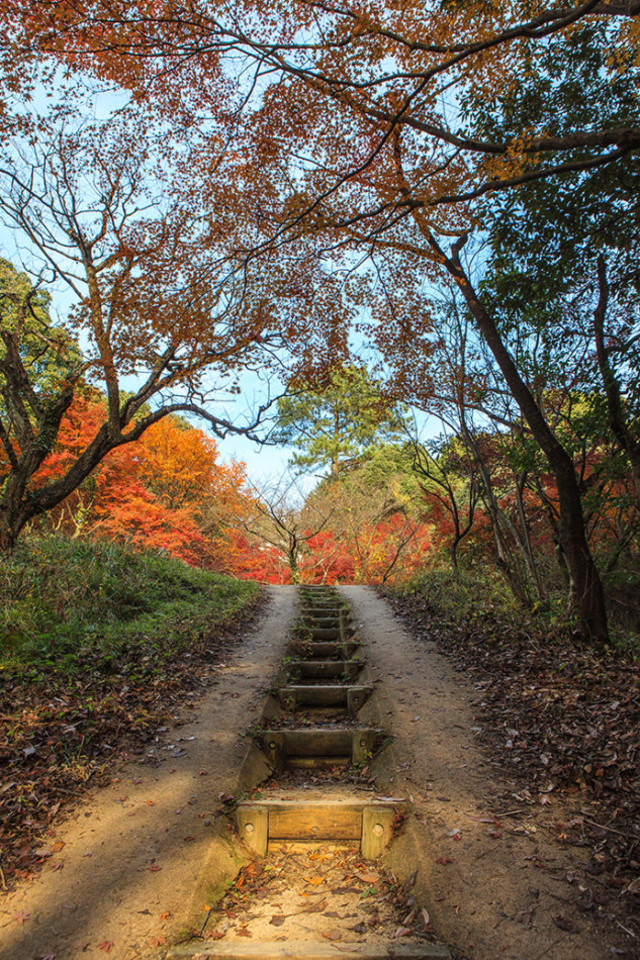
[385,570,640,934]
[0,535,263,886]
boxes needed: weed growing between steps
[0,535,263,885]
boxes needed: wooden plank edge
[167,941,451,959]
[236,799,406,809]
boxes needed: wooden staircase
[167,585,450,960]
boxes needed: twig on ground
[581,817,639,841]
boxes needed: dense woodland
[0,2,639,641]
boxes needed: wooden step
[168,943,450,959]
[298,615,355,640]
[304,625,357,641]
[236,797,404,858]
[301,616,343,627]
[289,640,359,660]
[277,684,373,714]
[261,727,376,771]
[300,597,348,614]
[286,660,363,681]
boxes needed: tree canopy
[0,0,638,640]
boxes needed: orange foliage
[33,397,254,568]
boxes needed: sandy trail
[342,586,625,960]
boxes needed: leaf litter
[387,590,640,943]
[198,845,437,946]
[0,596,266,886]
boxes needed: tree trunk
[514,472,547,602]
[430,236,609,642]
[0,520,18,552]
[593,256,640,506]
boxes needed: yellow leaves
[303,874,327,886]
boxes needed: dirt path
[342,586,632,960]
[1,586,632,960]
[0,587,297,960]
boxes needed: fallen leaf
[402,868,418,893]
[395,926,413,937]
[98,942,114,953]
[402,907,416,926]
[270,916,286,927]
[322,929,342,941]
[146,865,162,872]
[302,899,327,914]
[553,915,580,933]
[355,871,380,883]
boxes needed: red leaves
[34,400,256,570]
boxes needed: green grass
[389,566,640,652]
[0,534,261,681]
[394,567,525,632]
[0,535,263,881]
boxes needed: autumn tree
[0,114,340,550]
[411,435,479,574]
[306,442,428,583]
[32,396,255,566]
[242,475,334,583]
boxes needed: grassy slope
[0,536,262,882]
